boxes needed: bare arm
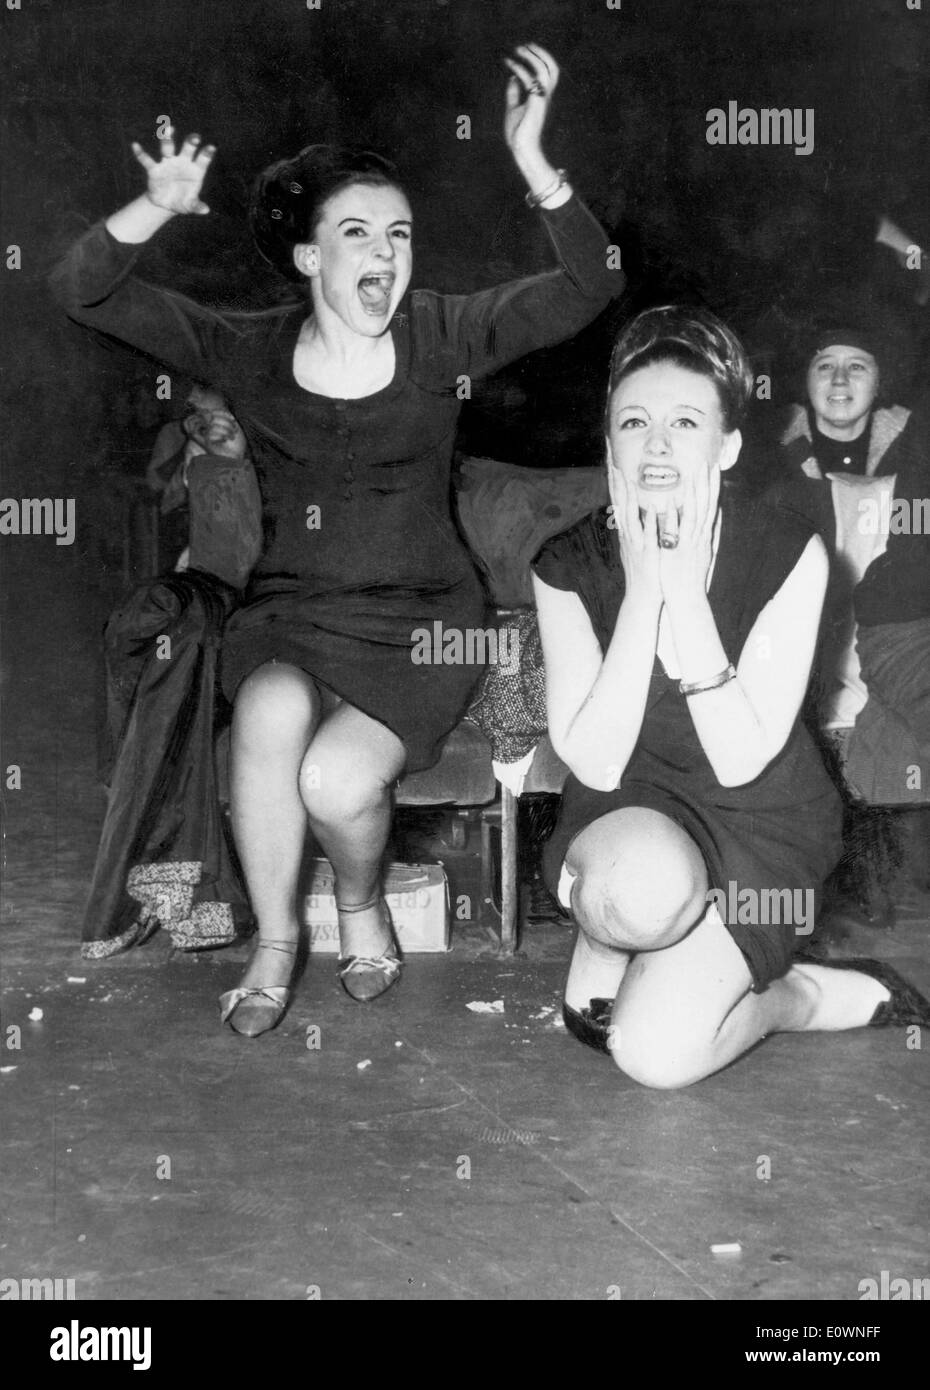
[666,534,828,786]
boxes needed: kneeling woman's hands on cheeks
[606,455,662,613]
[655,458,721,613]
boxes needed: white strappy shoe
[219,939,298,1037]
[336,896,404,1002]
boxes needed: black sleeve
[49,221,240,379]
[412,194,624,388]
[532,523,583,593]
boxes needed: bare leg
[567,806,891,1088]
[609,907,890,1089]
[562,806,708,1011]
[564,928,631,1012]
[300,703,407,960]
[229,662,323,990]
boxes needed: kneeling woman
[532,307,929,1089]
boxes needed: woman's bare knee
[570,811,707,951]
[607,1015,707,1090]
[234,663,321,750]
[300,713,405,821]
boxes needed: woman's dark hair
[605,305,754,433]
[250,144,406,283]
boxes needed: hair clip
[289,181,303,194]
[270,208,283,220]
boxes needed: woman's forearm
[560,594,660,790]
[106,195,178,244]
[666,594,771,786]
[512,151,572,210]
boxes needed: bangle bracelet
[525,169,568,209]
[679,664,736,697]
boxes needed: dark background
[2,0,929,584]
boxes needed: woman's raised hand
[607,459,662,609]
[131,124,217,216]
[503,44,559,160]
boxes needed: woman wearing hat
[771,323,930,805]
[52,44,625,1034]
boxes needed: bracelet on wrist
[525,169,568,209]
[679,664,736,697]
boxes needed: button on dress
[51,197,623,769]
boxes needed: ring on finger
[526,79,546,96]
[659,534,679,550]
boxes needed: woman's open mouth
[357,273,395,315]
[638,464,680,491]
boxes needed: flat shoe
[798,953,930,1028]
[338,952,403,1002]
[220,939,297,1037]
[220,985,291,1037]
[337,895,403,1003]
[562,997,613,1054]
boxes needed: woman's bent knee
[569,809,708,950]
[299,745,398,821]
[607,1019,706,1090]
[572,859,706,951]
[233,664,321,745]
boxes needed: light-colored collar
[780,403,910,479]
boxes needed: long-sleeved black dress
[52,197,623,771]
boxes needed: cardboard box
[303,858,450,953]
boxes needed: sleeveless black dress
[531,489,844,990]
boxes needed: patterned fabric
[466,609,548,763]
[81,570,251,955]
[126,862,238,951]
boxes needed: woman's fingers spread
[179,134,202,160]
[194,143,217,167]
[131,141,156,171]
[158,123,176,156]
